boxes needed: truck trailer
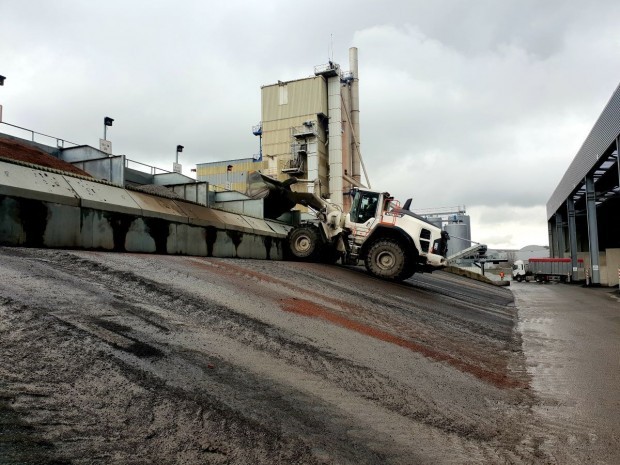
[512,258,584,283]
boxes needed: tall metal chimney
[349,47,361,184]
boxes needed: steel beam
[548,219,555,257]
[617,137,620,191]
[585,175,601,284]
[566,197,578,281]
[555,212,565,257]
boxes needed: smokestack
[349,47,361,184]
[342,77,352,211]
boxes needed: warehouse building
[547,83,620,286]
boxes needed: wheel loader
[247,171,450,281]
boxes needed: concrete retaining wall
[605,248,620,287]
[0,159,289,259]
[576,251,616,286]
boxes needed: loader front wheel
[365,239,408,281]
[320,243,342,264]
[399,262,416,281]
[287,225,322,261]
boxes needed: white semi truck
[248,172,450,281]
[512,258,583,283]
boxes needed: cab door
[348,191,381,244]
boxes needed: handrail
[124,158,176,176]
[413,205,467,215]
[0,121,79,148]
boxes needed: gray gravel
[0,247,617,464]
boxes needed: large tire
[287,225,322,262]
[398,263,416,281]
[516,275,522,282]
[364,239,410,281]
[320,243,342,265]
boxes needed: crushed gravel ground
[0,248,617,464]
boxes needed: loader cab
[349,189,381,224]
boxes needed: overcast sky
[2,0,620,249]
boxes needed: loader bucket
[246,171,299,219]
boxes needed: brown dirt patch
[189,258,522,388]
[280,296,526,390]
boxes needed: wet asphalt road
[0,247,618,464]
[513,281,620,464]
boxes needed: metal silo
[444,214,471,256]
[425,216,443,230]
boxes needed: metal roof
[546,82,620,219]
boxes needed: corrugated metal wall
[263,117,311,156]
[547,82,620,219]
[195,70,344,201]
[262,77,327,122]
[196,158,268,192]
[260,76,334,191]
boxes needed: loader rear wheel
[287,225,322,261]
[365,239,409,281]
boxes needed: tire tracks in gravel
[81,254,533,446]
[0,295,323,465]
[184,257,529,390]
[40,250,497,440]
[1,252,373,463]
[0,248,543,463]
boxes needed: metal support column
[548,220,555,257]
[585,175,601,284]
[566,198,578,281]
[617,137,620,191]
[555,212,565,257]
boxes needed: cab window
[352,192,379,223]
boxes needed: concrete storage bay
[0,158,290,259]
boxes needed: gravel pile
[128,183,184,199]
[0,138,92,177]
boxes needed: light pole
[172,145,184,173]
[226,164,233,190]
[103,116,114,140]
[99,116,115,155]
[0,75,5,123]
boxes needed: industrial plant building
[197,48,365,211]
[10,47,620,283]
[547,83,620,286]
